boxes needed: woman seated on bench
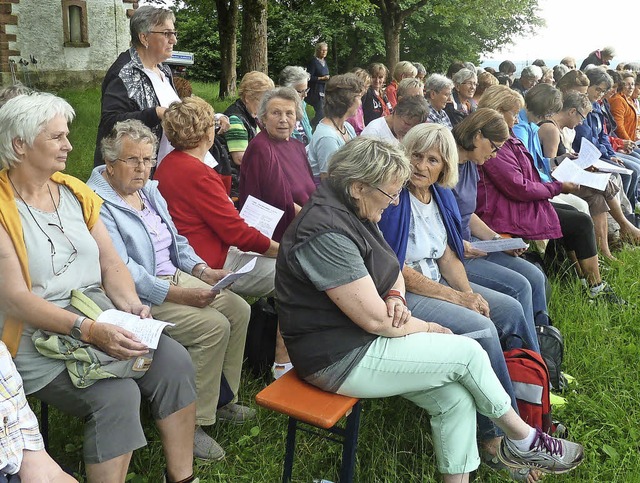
[275,137,584,482]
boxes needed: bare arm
[469,213,499,241]
[325,275,451,337]
[436,245,473,292]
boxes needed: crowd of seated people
[13,4,640,480]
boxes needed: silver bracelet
[197,265,208,280]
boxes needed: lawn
[40,84,640,482]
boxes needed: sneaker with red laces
[497,428,584,474]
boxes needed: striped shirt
[0,342,44,475]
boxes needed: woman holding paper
[88,117,253,462]
[0,93,201,482]
[475,88,625,303]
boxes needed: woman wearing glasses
[0,93,201,482]
[88,116,254,461]
[95,5,180,166]
[444,68,478,127]
[278,66,313,146]
[307,74,363,185]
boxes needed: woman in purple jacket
[474,89,624,304]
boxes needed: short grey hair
[279,66,310,87]
[412,62,426,77]
[257,87,304,124]
[401,123,459,188]
[520,65,543,80]
[585,68,613,90]
[425,73,454,95]
[601,46,616,58]
[397,78,424,99]
[393,95,430,122]
[553,64,570,83]
[0,82,34,108]
[452,68,477,85]
[562,91,592,115]
[327,137,411,211]
[101,119,158,164]
[0,93,74,169]
[130,6,175,48]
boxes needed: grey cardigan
[87,166,204,306]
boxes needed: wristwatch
[70,315,87,341]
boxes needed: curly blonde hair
[162,96,214,151]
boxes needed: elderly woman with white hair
[425,74,454,129]
[239,87,316,242]
[0,92,200,483]
[276,136,584,482]
[279,65,313,145]
[444,68,478,127]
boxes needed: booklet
[551,159,610,191]
[470,238,528,253]
[212,257,257,291]
[239,195,284,238]
[96,309,174,349]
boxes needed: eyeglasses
[576,110,586,121]
[376,186,403,205]
[296,87,310,95]
[117,157,157,168]
[149,30,178,40]
[489,139,501,154]
[593,86,607,95]
[47,222,78,276]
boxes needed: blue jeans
[464,251,550,328]
[611,152,640,210]
[407,292,517,441]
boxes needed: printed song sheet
[96,309,174,349]
[212,257,257,291]
[239,195,284,238]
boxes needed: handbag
[32,287,154,388]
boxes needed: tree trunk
[240,0,268,74]
[381,14,401,69]
[215,0,239,98]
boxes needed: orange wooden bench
[255,369,362,483]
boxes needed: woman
[360,95,430,144]
[537,90,640,257]
[345,67,371,135]
[449,107,555,326]
[474,71,499,104]
[511,66,542,97]
[153,97,289,378]
[474,90,625,304]
[95,6,179,166]
[0,93,198,482]
[385,61,418,108]
[362,63,392,126]
[275,137,584,482]
[279,66,313,145]
[239,87,316,242]
[378,123,543,480]
[307,74,363,184]
[425,73,454,129]
[444,68,478,127]
[306,42,330,127]
[88,117,254,461]
[222,71,275,167]
[609,71,638,141]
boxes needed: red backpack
[504,348,552,434]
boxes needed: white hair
[0,93,75,169]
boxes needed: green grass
[36,86,640,482]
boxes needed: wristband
[384,289,406,306]
[197,265,208,280]
[493,234,502,240]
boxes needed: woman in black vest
[275,137,583,481]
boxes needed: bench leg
[282,417,298,483]
[338,401,361,483]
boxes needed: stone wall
[1,0,138,88]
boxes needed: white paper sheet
[590,159,632,175]
[573,137,603,169]
[551,159,610,191]
[239,195,284,238]
[470,238,528,253]
[96,309,174,349]
[212,257,257,290]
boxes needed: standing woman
[307,42,330,128]
[95,6,179,166]
[362,63,392,126]
[307,74,363,184]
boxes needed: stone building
[1,0,138,87]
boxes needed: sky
[482,0,640,69]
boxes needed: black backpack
[536,324,567,392]
[243,297,278,378]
